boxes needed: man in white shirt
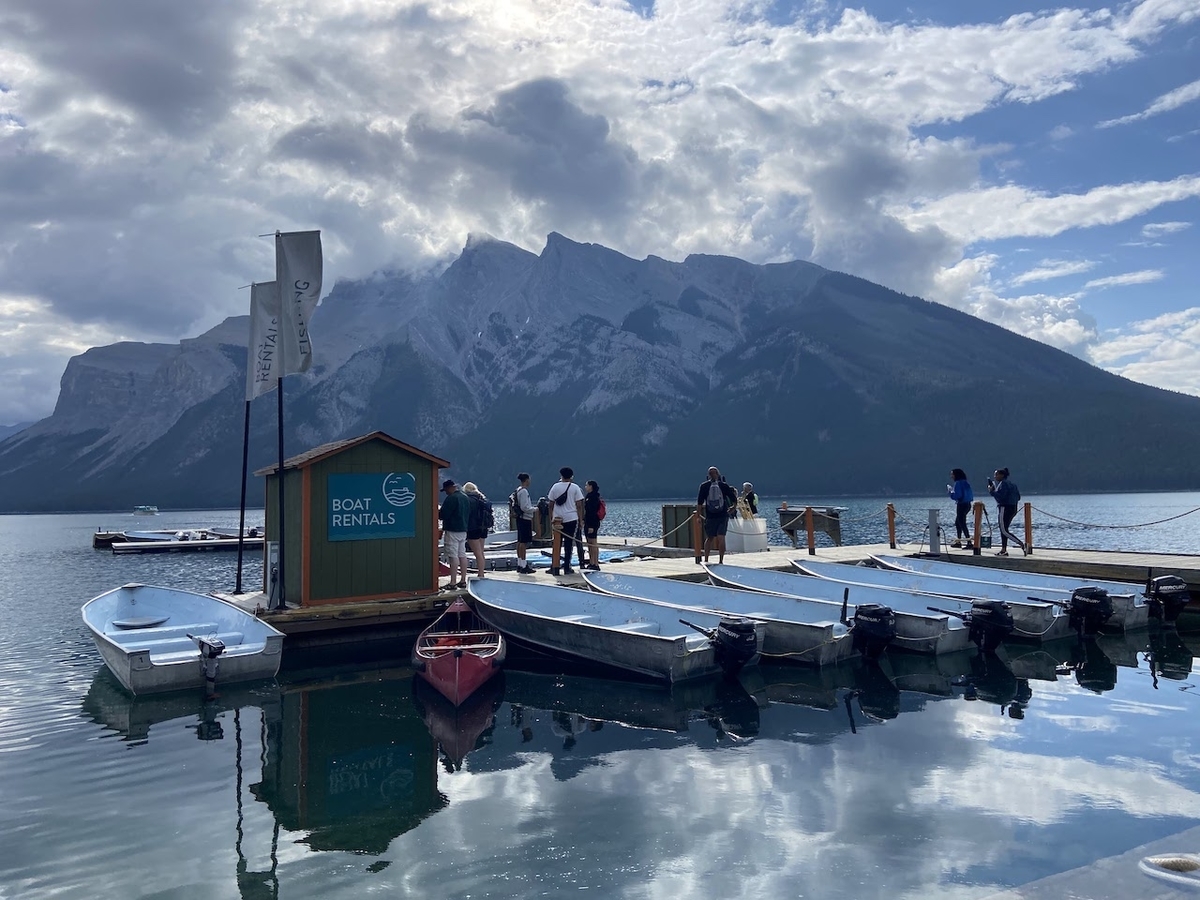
[514,472,537,574]
[547,466,585,575]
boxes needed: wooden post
[805,506,816,556]
[886,503,896,550]
[692,511,703,564]
[551,522,562,575]
[972,501,984,556]
[1024,502,1033,555]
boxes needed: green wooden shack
[257,431,450,606]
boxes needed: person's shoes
[950,540,962,548]
[476,573,486,579]
[457,580,468,588]
[562,567,575,575]
[1022,546,1032,556]
[584,564,600,571]
[996,550,1008,557]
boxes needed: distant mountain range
[2,232,1200,512]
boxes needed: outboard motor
[189,633,226,698]
[711,617,759,677]
[966,600,1014,653]
[850,604,897,660]
[1066,587,1113,636]
[1146,575,1191,624]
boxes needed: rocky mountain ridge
[2,233,1199,511]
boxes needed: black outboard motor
[967,600,1014,653]
[189,633,226,699]
[850,604,897,660]
[711,617,759,677]
[1066,587,1113,636]
[1146,575,1191,623]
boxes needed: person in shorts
[437,479,470,589]
[463,482,490,578]
[697,466,738,564]
[514,472,537,574]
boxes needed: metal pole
[275,376,286,609]
[928,508,940,554]
[235,399,251,594]
[805,506,816,556]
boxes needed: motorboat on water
[791,558,1105,639]
[870,554,1189,627]
[412,598,505,706]
[468,578,765,683]
[705,564,1003,652]
[583,570,886,666]
[133,505,159,515]
[82,583,284,695]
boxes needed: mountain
[2,232,1200,512]
[0,422,32,441]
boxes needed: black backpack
[508,489,521,519]
[480,497,495,532]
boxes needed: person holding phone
[947,469,973,548]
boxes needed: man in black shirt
[697,467,737,564]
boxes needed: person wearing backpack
[696,466,738,564]
[546,466,585,575]
[510,472,538,575]
[582,480,606,571]
[463,482,493,577]
[987,467,1027,556]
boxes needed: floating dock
[112,537,265,554]
[215,539,1200,646]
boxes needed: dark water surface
[2,499,1199,899]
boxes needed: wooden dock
[217,538,1200,645]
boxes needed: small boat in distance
[82,583,284,695]
[412,598,506,706]
[133,505,159,515]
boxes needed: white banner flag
[246,281,281,401]
[275,230,322,375]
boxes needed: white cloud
[1141,220,1192,238]
[1083,269,1164,289]
[1010,258,1095,286]
[1090,306,1200,395]
[1098,77,1200,127]
[0,0,1199,420]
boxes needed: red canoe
[412,598,506,706]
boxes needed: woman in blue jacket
[947,469,973,548]
[987,467,1027,556]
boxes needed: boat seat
[122,631,245,655]
[559,614,600,624]
[612,621,660,634]
[147,639,266,664]
[107,623,219,644]
[422,643,500,653]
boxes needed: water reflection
[72,629,1200,897]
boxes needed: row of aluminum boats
[458,554,1194,690]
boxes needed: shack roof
[254,431,450,476]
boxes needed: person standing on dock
[548,467,586,575]
[988,467,1027,556]
[582,480,604,571]
[438,480,471,589]
[741,482,759,516]
[463,482,492,579]
[512,473,537,575]
[698,467,738,564]
[947,469,974,548]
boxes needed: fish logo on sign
[382,473,416,508]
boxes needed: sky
[1,0,1198,426]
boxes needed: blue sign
[327,472,417,542]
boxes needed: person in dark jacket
[741,483,759,515]
[697,467,738,564]
[987,467,1027,556]
[582,480,603,571]
[463,482,491,578]
[947,469,973,548]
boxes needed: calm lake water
[2,495,1199,899]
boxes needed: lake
[2,494,1199,899]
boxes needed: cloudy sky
[1,0,1198,425]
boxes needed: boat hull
[82,584,284,695]
[705,564,977,654]
[469,581,763,683]
[412,599,506,706]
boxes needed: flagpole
[275,372,286,609]
[235,397,251,594]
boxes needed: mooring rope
[1029,504,1200,530]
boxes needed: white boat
[468,578,765,683]
[705,564,986,653]
[869,554,1164,630]
[205,526,264,539]
[133,505,159,515]
[584,570,859,666]
[123,530,180,542]
[792,558,1114,636]
[82,583,284,695]
[864,556,1152,633]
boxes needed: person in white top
[547,466,585,575]
[514,472,537,575]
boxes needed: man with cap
[438,479,471,590]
